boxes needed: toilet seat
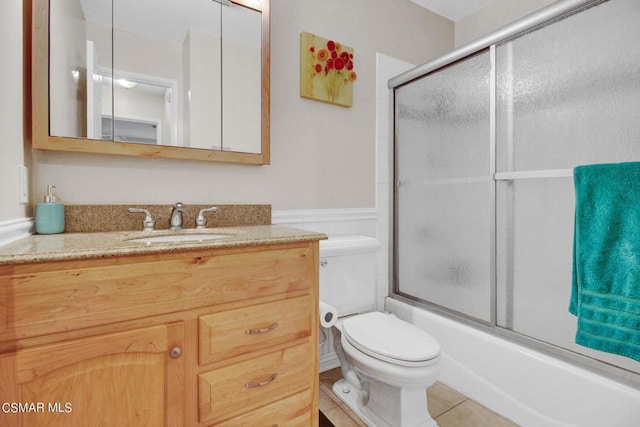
[342,312,440,367]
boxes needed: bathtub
[386,298,640,427]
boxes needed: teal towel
[570,162,640,362]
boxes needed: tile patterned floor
[319,368,519,426]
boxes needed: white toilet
[320,236,441,427]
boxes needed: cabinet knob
[170,346,183,359]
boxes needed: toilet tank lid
[319,235,380,256]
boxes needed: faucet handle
[128,208,155,231]
[196,207,218,229]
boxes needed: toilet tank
[319,235,380,317]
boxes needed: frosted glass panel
[496,0,640,172]
[496,179,640,375]
[396,52,491,182]
[496,179,574,337]
[395,52,491,322]
[397,183,491,321]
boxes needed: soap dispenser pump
[35,185,65,234]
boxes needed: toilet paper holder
[320,301,338,328]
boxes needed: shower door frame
[390,0,640,389]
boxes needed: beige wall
[455,0,558,47]
[30,0,453,211]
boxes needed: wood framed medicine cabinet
[29,0,270,165]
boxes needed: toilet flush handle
[320,259,328,267]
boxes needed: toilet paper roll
[319,301,338,328]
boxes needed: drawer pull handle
[245,322,279,335]
[244,373,278,388]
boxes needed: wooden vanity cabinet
[0,240,320,426]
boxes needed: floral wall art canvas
[300,31,356,107]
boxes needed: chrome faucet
[170,202,184,230]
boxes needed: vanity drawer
[0,244,313,341]
[198,343,313,424]
[211,388,313,427]
[199,295,312,365]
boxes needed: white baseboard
[0,218,34,247]
[320,353,341,373]
[319,326,342,373]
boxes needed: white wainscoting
[272,208,377,237]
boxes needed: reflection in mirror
[93,69,178,145]
[47,0,265,156]
[50,0,112,139]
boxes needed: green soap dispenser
[35,185,65,234]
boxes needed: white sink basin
[127,233,231,244]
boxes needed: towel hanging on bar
[570,161,640,362]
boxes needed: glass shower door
[495,0,640,373]
[393,0,640,382]
[394,51,493,323]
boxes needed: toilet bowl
[319,236,442,427]
[331,312,441,427]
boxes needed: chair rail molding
[272,208,377,225]
[0,218,35,247]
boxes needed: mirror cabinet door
[110,0,224,148]
[179,0,224,150]
[222,2,262,154]
[39,0,269,164]
[49,0,113,140]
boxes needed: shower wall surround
[392,0,640,384]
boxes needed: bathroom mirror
[30,0,270,164]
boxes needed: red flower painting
[300,32,356,107]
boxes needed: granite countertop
[0,225,327,265]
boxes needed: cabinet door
[0,322,184,427]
